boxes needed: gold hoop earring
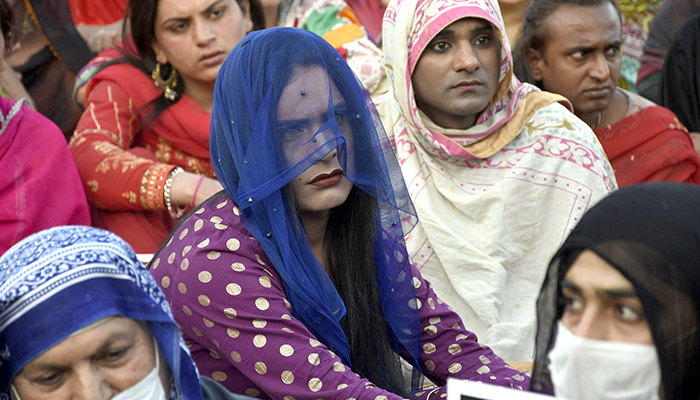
[151,62,179,101]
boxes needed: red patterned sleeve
[69,79,175,211]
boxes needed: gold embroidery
[155,137,173,163]
[122,191,138,203]
[87,180,99,193]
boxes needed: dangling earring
[151,62,179,101]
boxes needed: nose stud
[300,90,305,96]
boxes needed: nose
[73,365,112,400]
[319,146,338,163]
[588,53,611,82]
[569,307,609,341]
[453,42,480,73]
[193,20,216,46]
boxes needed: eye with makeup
[429,40,452,53]
[473,34,493,47]
[209,4,228,19]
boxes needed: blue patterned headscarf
[210,27,423,377]
[0,226,203,400]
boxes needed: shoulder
[619,88,656,115]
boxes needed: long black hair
[512,0,621,86]
[0,0,13,54]
[99,0,264,125]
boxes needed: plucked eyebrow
[561,278,638,299]
[278,101,349,127]
[162,0,226,26]
[21,331,135,374]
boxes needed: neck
[264,5,279,28]
[577,110,602,129]
[499,1,529,44]
[301,210,331,271]
[183,79,215,112]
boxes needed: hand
[689,132,700,158]
[170,171,224,208]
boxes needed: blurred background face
[12,317,159,400]
[411,17,501,130]
[152,0,251,90]
[277,65,353,214]
[529,2,622,117]
[560,250,653,344]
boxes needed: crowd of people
[0,0,698,399]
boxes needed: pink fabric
[344,0,385,40]
[0,97,91,253]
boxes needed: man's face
[528,3,622,117]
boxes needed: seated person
[374,0,615,363]
[530,182,700,400]
[515,0,700,187]
[150,27,529,399]
[0,0,90,253]
[636,0,700,103]
[0,225,253,400]
[660,14,700,135]
[69,0,257,253]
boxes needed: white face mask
[548,322,662,400]
[10,340,166,400]
[111,339,167,400]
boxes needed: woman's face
[560,250,653,344]
[276,65,354,214]
[411,17,501,130]
[152,0,252,89]
[12,317,160,400]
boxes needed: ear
[151,40,168,65]
[527,48,545,82]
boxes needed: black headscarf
[531,182,700,400]
[659,14,700,133]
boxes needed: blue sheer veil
[210,27,423,376]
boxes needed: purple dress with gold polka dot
[150,192,528,400]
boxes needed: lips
[453,80,482,91]
[309,168,344,188]
[199,50,225,66]
[582,87,613,98]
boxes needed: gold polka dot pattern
[255,254,266,265]
[448,344,462,355]
[309,338,322,347]
[280,344,294,357]
[308,353,320,366]
[337,384,348,390]
[255,361,267,374]
[212,371,227,381]
[198,271,212,283]
[194,219,204,231]
[197,238,210,248]
[308,378,322,392]
[253,334,267,348]
[253,318,267,328]
[281,370,295,384]
[425,360,435,371]
[231,262,245,272]
[255,297,270,310]
[477,365,490,374]
[429,316,441,325]
[161,276,170,288]
[227,238,241,251]
[180,258,189,271]
[167,252,176,264]
[182,305,192,316]
[178,282,187,294]
[203,317,214,327]
[182,245,192,257]
[210,216,223,224]
[192,327,203,337]
[423,343,436,354]
[207,251,221,260]
[226,283,241,296]
[227,327,240,338]
[333,362,345,372]
[259,276,272,288]
[449,363,463,374]
[224,308,237,318]
[179,228,189,240]
[152,258,160,269]
[217,200,228,209]
[230,351,241,363]
[245,389,260,397]
[198,295,211,306]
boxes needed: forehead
[543,3,621,49]
[156,0,226,19]
[564,250,635,292]
[277,65,344,119]
[437,17,494,36]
